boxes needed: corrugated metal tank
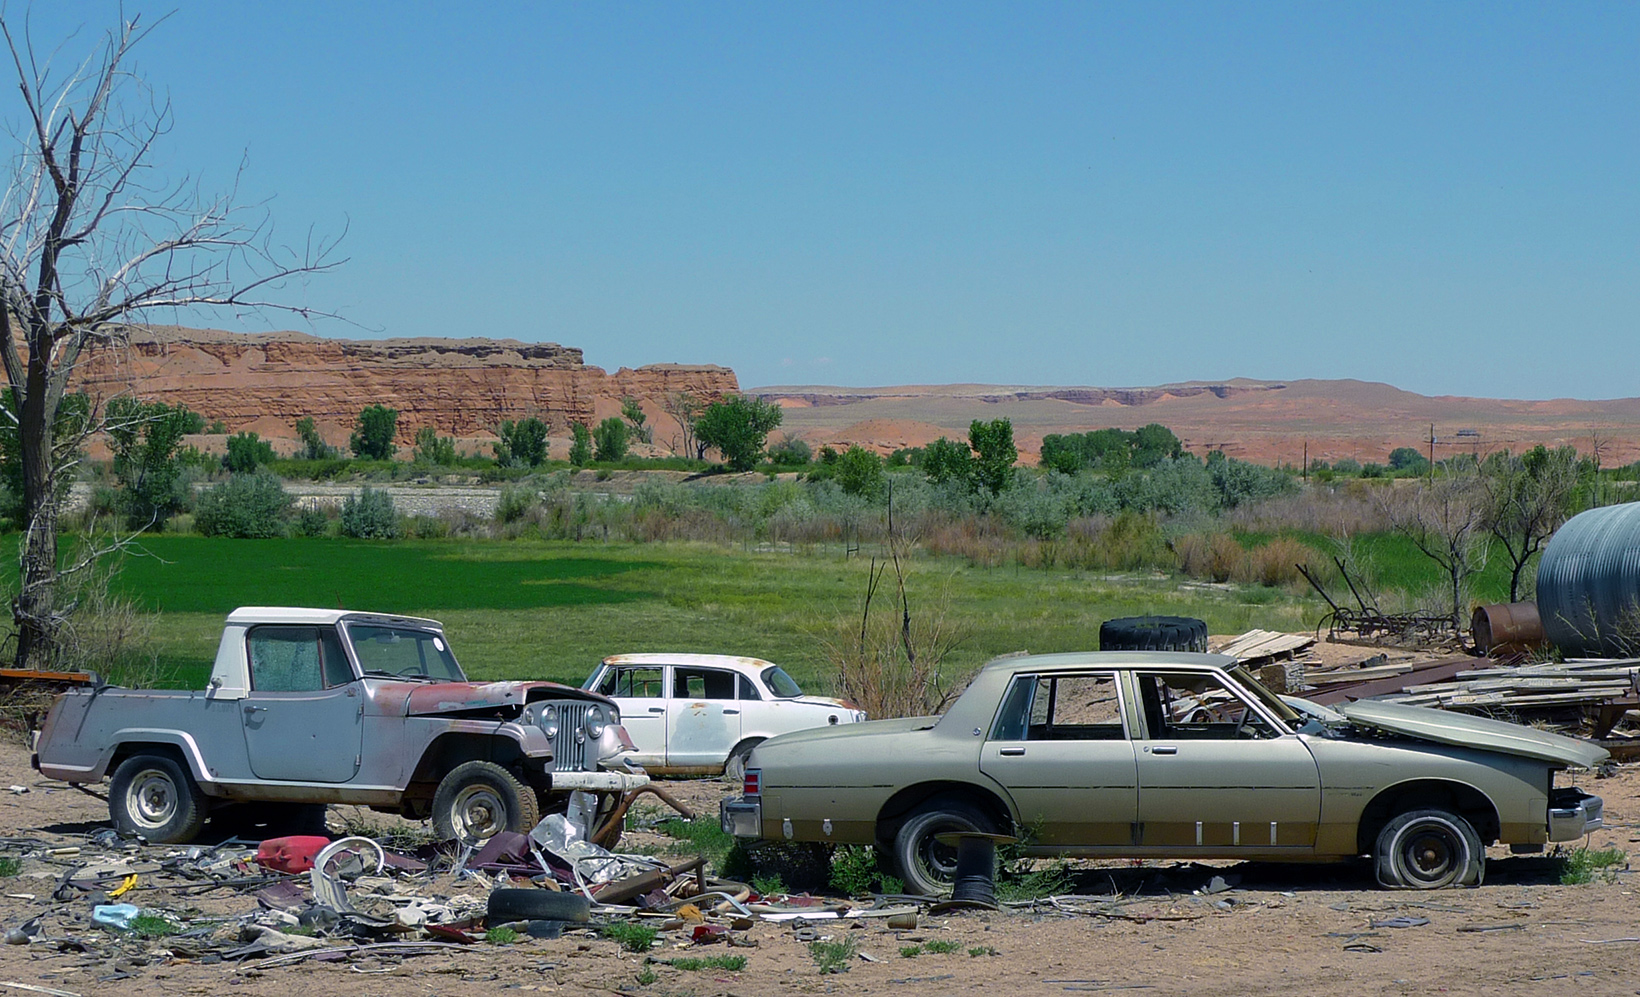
[1536,502,1640,657]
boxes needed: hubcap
[128,769,176,828]
[450,785,507,842]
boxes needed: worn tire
[724,739,764,783]
[431,761,540,845]
[109,753,207,844]
[1374,808,1485,889]
[1098,616,1208,653]
[487,887,591,923]
[891,799,996,897]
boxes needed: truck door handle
[999,747,1026,756]
[243,705,267,715]
[722,708,740,715]
[1151,745,1178,755]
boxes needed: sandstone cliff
[73,327,738,447]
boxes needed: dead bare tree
[0,12,342,668]
[1378,467,1491,632]
[661,391,704,460]
[1480,445,1589,603]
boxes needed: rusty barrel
[1471,602,1545,657]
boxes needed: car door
[240,625,363,783]
[1132,670,1321,849]
[593,665,667,767]
[979,671,1139,847]
[668,665,742,768]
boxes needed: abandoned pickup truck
[722,651,1607,894]
[33,607,647,844]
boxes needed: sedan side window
[675,667,735,700]
[1137,672,1279,740]
[604,666,664,698]
[738,675,761,701]
[991,673,1124,741]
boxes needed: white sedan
[582,654,866,777]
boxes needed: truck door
[241,625,364,783]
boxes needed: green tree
[1388,446,1430,474]
[694,395,783,472]
[594,416,630,462]
[223,431,275,473]
[350,405,399,460]
[620,396,651,444]
[1131,423,1183,468]
[0,390,89,529]
[835,446,886,498]
[194,471,291,538]
[920,437,973,486]
[568,422,593,466]
[294,417,337,460]
[495,418,549,468]
[413,427,458,466]
[1482,445,1591,602]
[106,398,200,529]
[968,418,1017,495]
[768,436,812,466]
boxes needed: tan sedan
[722,652,1606,894]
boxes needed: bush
[496,418,549,468]
[768,435,812,467]
[194,471,291,538]
[495,484,539,524]
[834,446,885,498]
[412,427,458,466]
[593,417,630,462]
[340,486,399,539]
[294,504,332,537]
[223,431,276,473]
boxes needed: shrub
[496,418,550,468]
[768,435,812,467]
[828,844,904,896]
[568,422,592,466]
[495,484,539,524]
[340,487,399,539]
[223,431,276,473]
[294,504,332,537]
[834,446,885,498]
[412,427,458,466]
[194,471,291,538]
[295,416,337,460]
[809,936,857,974]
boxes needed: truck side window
[321,627,353,686]
[248,626,326,693]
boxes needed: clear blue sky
[15,2,1638,399]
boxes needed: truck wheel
[1374,808,1485,889]
[109,753,207,844]
[432,761,540,844]
[892,799,996,897]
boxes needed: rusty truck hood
[402,680,612,717]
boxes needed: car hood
[402,681,611,717]
[1339,700,1608,769]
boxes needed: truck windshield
[348,625,465,681]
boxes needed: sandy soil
[0,740,1638,997]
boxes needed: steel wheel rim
[1399,822,1460,887]
[450,784,507,840]
[917,827,963,883]
[128,769,177,829]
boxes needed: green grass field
[93,537,1328,692]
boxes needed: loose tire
[1374,808,1485,889]
[892,799,995,897]
[486,887,591,923]
[724,739,764,783]
[109,753,207,844]
[1098,616,1208,653]
[431,761,540,844]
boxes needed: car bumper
[551,771,651,792]
[1549,789,1603,841]
[721,797,761,838]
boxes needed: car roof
[978,650,1240,674]
[226,607,445,628]
[598,653,777,674]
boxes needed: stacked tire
[1098,616,1207,653]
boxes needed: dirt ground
[1,739,1638,997]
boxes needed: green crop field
[80,537,1329,693]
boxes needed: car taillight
[743,768,760,797]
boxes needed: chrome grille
[545,701,594,773]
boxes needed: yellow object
[676,904,704,923]
[107,874,138,898]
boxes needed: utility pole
[1428,424,1436,481]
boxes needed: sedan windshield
[1227,665,1302,724]
[348,625,465,681]
[761,666,804,698]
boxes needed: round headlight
[584,708,606,739]
[540,706,560,739]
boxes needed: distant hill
[750,379,1640,467]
